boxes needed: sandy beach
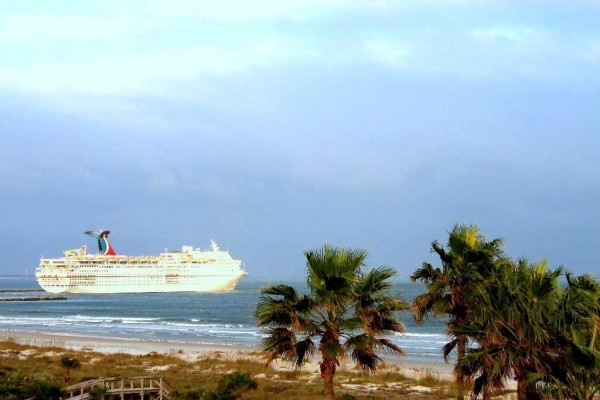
[0,330,454,381]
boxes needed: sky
[1,1,599,279]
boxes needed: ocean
[0,277,448,363]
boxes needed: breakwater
[0,296,67,302]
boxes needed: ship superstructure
[36,231,247,294]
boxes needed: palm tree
[450,257,517,400]
[255,244,408,399]
[411,224,504,400]
[60,357,80,386]
[543,272,600,399]
[457,258,564,400]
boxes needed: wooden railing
[61,375,173,400]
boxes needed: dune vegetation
[0,340,458,400]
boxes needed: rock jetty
[0,296,67,302]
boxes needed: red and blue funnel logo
[84,230,117,255]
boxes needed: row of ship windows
[74,266,238,269]
[41,270,238,277]
[42,277,232,281]
[43,273,238,278]
[45,262,230,266]
[40,269,240,276]
[62,282,184,286]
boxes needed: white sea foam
[397,332,447,338]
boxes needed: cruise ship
[35,230,247,294]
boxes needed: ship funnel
[84,230,117,256]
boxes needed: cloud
[1,0,599,125]
[471,26,545,45]
[362,38,410,69]
[0,0,397,44]
[0,12,151,45]
[0,3,329,100]
[578,36,600,63]
[0,36,305,96]
[142,0,397,21]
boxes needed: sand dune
[0,330,454,381]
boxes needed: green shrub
[210,371,258,400]
[25,381,64,400]
[171,371,258,400]
[171,386,209,400]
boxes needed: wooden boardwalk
[62,376,173,400]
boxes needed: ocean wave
[70,315,161,322]
[396,332,447,338]
[0,316,446,344]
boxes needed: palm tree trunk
[457,335,466,400]
[320,359,336,400]
[516,376,527,400]
[63,370,71,386]
[482,386,491,400]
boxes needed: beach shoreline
[0,330,455,380]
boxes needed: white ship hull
[37,271,246,294]
[36,240,247,294]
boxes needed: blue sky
[1,1,599,278]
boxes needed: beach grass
[0,340,463,399]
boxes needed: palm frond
[447,323,485,337]
[411,262,443,284]
[255,285,315,330]
[362,312,405,335]
[293,337,316,367]
[443,338,459,362]
[344,333,370,351]
[320,341,342,359]
[254,296,298,327]
[412,293,435,323]
[431,240,452,264]
[433,293,452,315]
[356,267,396,299]
[260,283,300,301]
[350,348,381,372]
[339,316,364,332]
[306,244,366,305]
[377,296,410,313]
[260,327,297,364]
[374,338,406,357]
